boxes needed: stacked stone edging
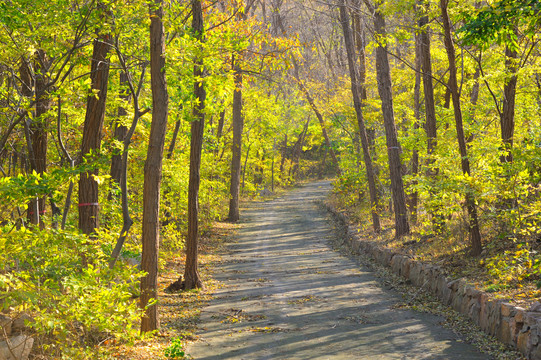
[325,203,541,360]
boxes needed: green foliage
[0,227,144,358]
[482,242,541,288]
[459,0,541,47]
[164,337,188,359]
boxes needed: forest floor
[182,180,520,359]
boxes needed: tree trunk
[292,60,340,176]
[280,133,287,176]
[419,1,444,232]
[32,50,51,226]
[19,57,42,227]
[110,72,130,192]
[214,110,226,156]
[109,52,148,269]
[410,29,422,224]
[370,3,410,237]
[166,119,182,160]
[291,118,310,178]
[227,57,243,222]
[241,142,251,191]
[440,0,482,256]
[419,2,437,160]
[500,42,518,164]
[78,18,111,236]
[297,81,340,176]
[141,0,169,332]
[183,0,205,290]
[339,0,380,233]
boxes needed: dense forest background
[1,0,540,358]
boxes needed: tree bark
[19,56,44,227]
[419,2,437,159]
[440,0,482,256]
[109,49,148,269]
[110,72,130,189]
[183,0,205,290]
[339,0,380,233]
[141,0,169,332]
[369,2,410,237]
[166,119,182,160]
[227,56,243,222]
[410,29,422,224]
[295,79,340,176]
[78,15,111,236]
[500,42,518,164]
[418,0,444,232]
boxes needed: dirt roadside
[186,180,492,359]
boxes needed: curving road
[187,180,488,359]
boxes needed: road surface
[187,180,488,360]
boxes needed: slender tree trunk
[109,54,148,268]
[410,30,422,224]
[57,99,75,230]
[110,72,130,189]
[214,110,225,156]
[271,138,276,192]
[241,142,251,191]
[32,50,51,227]
[141,0,169,332]
[467,66,480,144]
[183,0,205,290]
[19,58,40,226]
[78,16,111,236]
[166,119,182,160]
[419,1,444,232]
[339,0,380,233]
[368,1,410,237]
[500,42,518,164]
[280,133,287,176]
[227,57,244,222]
[291,118,310,178]
[297,81,340,175]
[440,0,482,256]
[292,60,340,176]
[419,2,437,159]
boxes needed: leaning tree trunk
[183,0,205,290]
[291,59,340,176]
[109,53,149,269]
[141,0,169,332]
[227,56,243,222]
[339,0,380,233]
[368,1,410,237]
[78,19,111,237]
[440,0,482,256]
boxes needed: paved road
[187,181,488,359]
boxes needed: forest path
[187,180,488,359]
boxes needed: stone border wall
[325,204,541,360]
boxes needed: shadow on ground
[187,181,488,360]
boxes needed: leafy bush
[0,226,144,358]
[164,337,187,359]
